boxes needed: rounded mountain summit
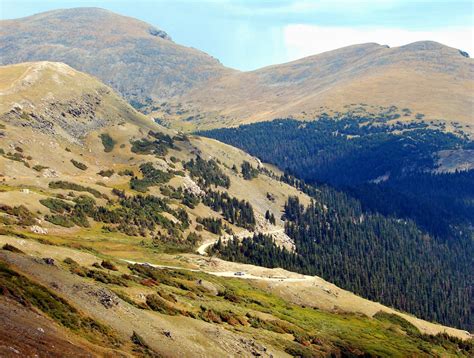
[1,7,472,130]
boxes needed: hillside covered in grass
[0,61,472,356]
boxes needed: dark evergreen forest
[202,116,474,331]
[199,117,473,239]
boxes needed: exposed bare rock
[30,225,48,234]
[0,62,153,141]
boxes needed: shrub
[145,294,181,315]
[0,261,121,347]
[101,260,118,271]
[130,131,174,157]
[130,162,173,192]
[86,270,128,286]
[374,311,420,336]
[70,211,90,228]
[63,257,77,265]
[199,308,222,323]
[184,156,230,188]
[32,164,48,172]
[220,289,242,303]
[241,161,259,180]
[70,159,88,170]
[45,214,75,228]
[0,204,36,226]
[196,217,222,235]
[97,169,114,177]
[2,244,24,254]
[99,133,116,153]
[40,198,72,214]
[118,169,134,176]
[49,181,102,198]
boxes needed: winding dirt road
[122,259,312,282]
[196,228,287,256]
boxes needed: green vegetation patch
[99,133,116,153]
[130,162,173,192]
[49,181,103,198]
[45,214,75,228]
[2,244,25,254]
[32,164,49,172]
[40,198,73,214]
[241,160,259,180]
[0,204,36,226]
[125,263,473,357]
[374,311,420,336]
[70,159,88,170]
[184,156,230,188]
[202,190,255,230]
[63,259,128,287]
[131,130,175,157]
[97,169,115,177]
[196,217,222,235]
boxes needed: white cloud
[283,25,474,61]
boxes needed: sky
[1,0,473,70]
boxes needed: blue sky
[1,0,473,70]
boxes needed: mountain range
[0,7,473,357]
[1,7,473,131]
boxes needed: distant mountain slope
[2,9,472,132]
[174,41,473,130]
[0,8,233,103]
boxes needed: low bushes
[99,133,116,153]
[45,214,75,228]
[2,244,24,254]
[49,181,102,198]
[71,159,88,170]
[97,169,114,177]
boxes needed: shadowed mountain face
[0,8,232,103]
[1,8,472,130]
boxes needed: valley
[0,6,473,357]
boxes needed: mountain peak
[398,40,471,58]
[8,7,173,43]
[0,61,144,141]
[0,8,230,102]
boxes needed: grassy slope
[0,61,472,356]
[0,242,472,357]
[160,42,473,132]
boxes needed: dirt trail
[2,235,470,341]
[196,227,286,256]
[123,259,311,282]
[123,257,472,341]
